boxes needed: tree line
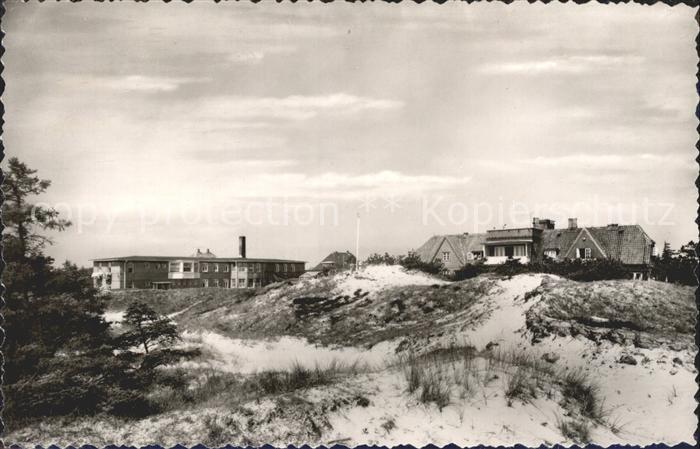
[2,158,198,430]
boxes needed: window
[239,263,246,272]
[442,252,450,262]
[203,279,209,287]
[223,264,229,272]
[256,263,262,272]
[544,249,558,259]
[127,263,134,273]
[214,263,219,272]
[169,262,180,272]
[513,245,526,257]
[223,279,229,288]
[283,264,288,272]
[213,279,219,287]
[183,262,193,272]
[275,264,280,272]
[291,264,295,273]
[145,262,150,269]
[240,279,247,288]
[577,248,592,259]
[202,263,208,272]
[494,246,506,257]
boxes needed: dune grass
[397,343,608,439]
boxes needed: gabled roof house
[303,251,357,277]
[414,217,655,278]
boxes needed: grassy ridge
[525,277,695,348]
[115,275,497,348]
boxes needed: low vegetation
[173,273,496,348]
[364,252,444,275]
[397,344,608,442]
[453,258,632,282]
[106,286,256,316]
[524,276,696,349]
[557,416,592,444]
[145,358,367,415]
[562,369,606,422]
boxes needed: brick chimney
[239,236,246,258]
[568,218,578,229]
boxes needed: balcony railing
[486,228,538,242]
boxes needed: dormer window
[442,252,450,262]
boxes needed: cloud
[108,75,210,92]
[62,74,209,93]
[228,45,296,64]
[190,93,404,122]
[228,170,472,199]
[476,153,692,173]
[229,51,265,64]
[479,54,644,75]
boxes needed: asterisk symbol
[358,196,377,213]
[383,196,402,213]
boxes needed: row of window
[100,261,303,274]
[202,278,261,288]
[545,248,592,259]
[98,262,170,271]
[143,278,264,288]
[168,261,301,273]
[483,245,528,258]
[439,246,594,263]
[168,262,233,273]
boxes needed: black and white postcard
[1,2,697,447]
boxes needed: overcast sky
[4,2,697,267]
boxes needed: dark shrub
[364,252,399,265]
[562,258,628,282]
[494,259,529,277]
[652,255,697,286]
[490,258,630,282]
[452,262,489,280]
[107,389,159,417]
[400,252,444,275]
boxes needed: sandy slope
[7,267,696,446]
[322,273,697,446]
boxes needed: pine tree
[3,157,72,260]
[119,301,180,354]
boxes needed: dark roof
[587,225,654,265]
[413,233,486,265]
[309,251,356,272]
[92,256,305,264]
[417,224,654,266]
[541,225,654,265]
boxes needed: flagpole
[355,212,360,271]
